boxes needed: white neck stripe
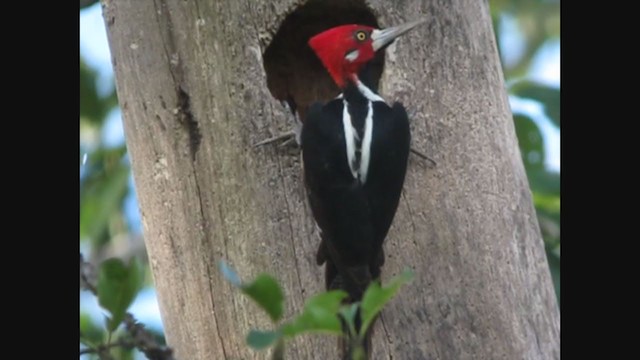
[342,100,374,184]
[359,101,374,183]
[342,100,359,180]
[355,79,385,103]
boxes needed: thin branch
[252,130,297,147]
[79,339,134,355]
[80,253,98,294]
[410,147,437,168]
[80,254,176,359]
[124,313,176,360]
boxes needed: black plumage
[302,81,410,301]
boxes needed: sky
[80,2,560,335]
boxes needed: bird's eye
[355,31,367,41]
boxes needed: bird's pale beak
[371,18,427,52]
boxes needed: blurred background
[80,1,559,358]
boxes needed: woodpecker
[259,9,385,147]
[302,19,426,358]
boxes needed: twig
[124,313,176,360]
[410,147,437,167]
[253,131,296,147]
[80,253,176,360]
[79,339,134,355]
[80,253,98,295]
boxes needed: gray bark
[102,0,560,359]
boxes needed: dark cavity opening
[263,0,384,121]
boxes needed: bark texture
[102,0,560,358]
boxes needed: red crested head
[308,24,376,88]
[308,19,427,88]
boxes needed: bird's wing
[364,101,411,277]
[302,100,376,297]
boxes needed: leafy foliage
[247,330,282,350]
[491,0,560,302]
[98,258,144,332]
[243,274,285,322]
[512,81,560,126]
[80,39,160,357]
[80,1,560,358]
[219,262,286,322]
[360,269,413,332]
[80,58,116,125]
[80,313,105,346]
[81,255,174,359]
[80,146,129,248]
[280,290,348,337]
[221,262,413,357]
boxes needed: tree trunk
[102,0,560,359]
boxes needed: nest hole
[263,0,385,121]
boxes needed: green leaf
[80,57,118,127]
[360,270,414,333]
[339,303,359,337]
[246,330,281,350]
[80,58,108,126]
[114,346,135,360]
[281,290,348,337]
[533,193,560,213]
[513,114,545,173]
[527,168,560,195]
[546,243,560,303]
[79,147,130,247]
[537,211,560,243]
[218,262,284,322]
[242,274,285,322]
[511,81,560,126]
[97,258,143,332]
[512,113,559,196]
[80,313,105,346]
